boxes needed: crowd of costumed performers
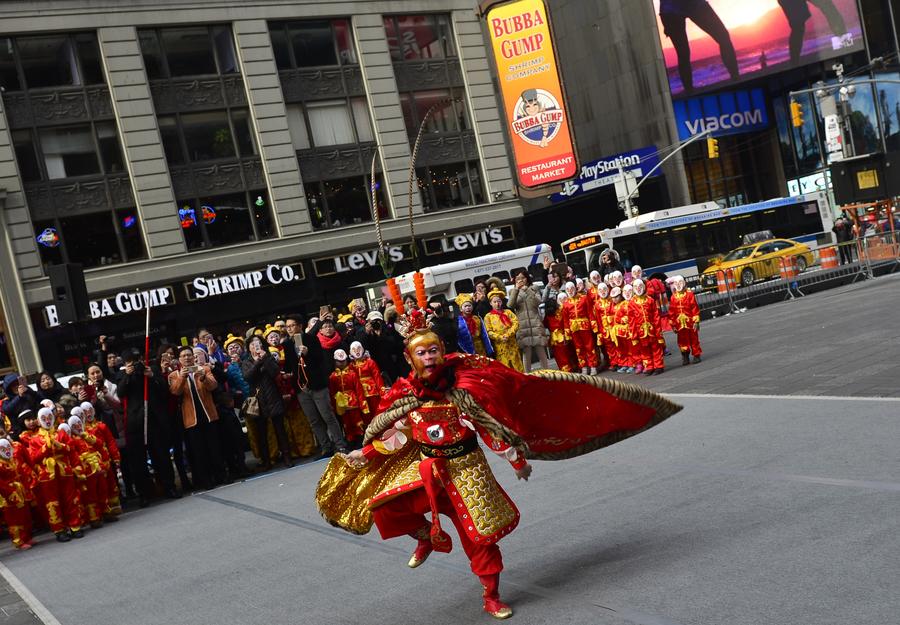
[316,270,682,620]
[541,266,702,376]
[0,403,121,549]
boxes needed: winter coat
[240,353,286,420]
[508,285,548,347]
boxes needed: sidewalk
[0,573,40,625]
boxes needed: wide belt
[419,436,477,459]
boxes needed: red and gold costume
[351,356,385,421]
[317,320,681,620]
[611,299,635,369]
[543,304,576,372]
[22,427,83,535]
[84,417,121,516]
[668,284,702,359]
[329,365,370,441]
[0,440,34,549]
[593,292,615,366]
[67,424,108,527]
[562,292,598,369]
[484,307,524,372]
[629,292,665,373]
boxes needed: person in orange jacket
[667,275,702,365]
[561,281,599,375]
[629,279,666,375]
[0,436,34,549]
[349,341,384,421]
[22,407,84,542]
[329,349,370,445]
[67,414,107,529]
[81,401,121,520]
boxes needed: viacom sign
[673,88,769,141]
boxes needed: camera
[370,319,383,331]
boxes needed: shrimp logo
[511,88,563,148]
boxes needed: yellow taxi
[700,238,815,289]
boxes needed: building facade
[524,0,900,251]
[0,0,529,373]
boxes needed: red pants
[638,337,665,370]
[612,337,635,367]
[37,477,82,533]
[2,502,32,548]
[106,463,121,515]
[372,487,503,576]
[571,330,598,368]
[676,329,702,356]
[340,408,365,441]
[81,473,105,523]
[551,343,577,372]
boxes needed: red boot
[407,538,433,568]
[479,574,512,619]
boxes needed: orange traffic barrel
[716,270,727,294]
[820,246,839,269]
[779,256,797,280]
[725,268,736,290]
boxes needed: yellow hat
[223,334,244,350]
[348,297,364,313]
[263,324,281,338]
[487,287,506,301]
[337,313,353,324]
[454,293,474,307]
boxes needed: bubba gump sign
[486,0,576,189]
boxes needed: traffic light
[706,136,719,159]
[790,100,804,127]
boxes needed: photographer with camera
[168,346,226,490]
[241,335,292,470]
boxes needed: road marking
[666,392,900,402]
[197,493,687,625]
[669,463,900,493]
[0,561,62,625]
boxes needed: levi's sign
[185,263,305,301]
[673,88,769,140]
[423,225,515,256]
[313,244,414,276]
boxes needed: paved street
[1,274,899,625]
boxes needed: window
[34,122,126,179]
[39,125,101,179]
[0,32,104,91]
[399,89,468,136]
[34,210,147,271]
[384,15,456,61]
[17,35,78,89]
[286,99,372,149]
[417,161,484,212]
[12,130,41,182]
[0,37,21,91]
[306,174,386,230]
[177,189,275,250]
[139,26,238,79]
[160,109,256,164]
[268,19,356,70]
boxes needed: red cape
[379,354,681,460]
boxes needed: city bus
[561,192,835,281]
[356,244,553,310]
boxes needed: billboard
[486,0,577,188]
[652,0,864,97]
[672,88,769,140]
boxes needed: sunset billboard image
[652,0,864,97]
